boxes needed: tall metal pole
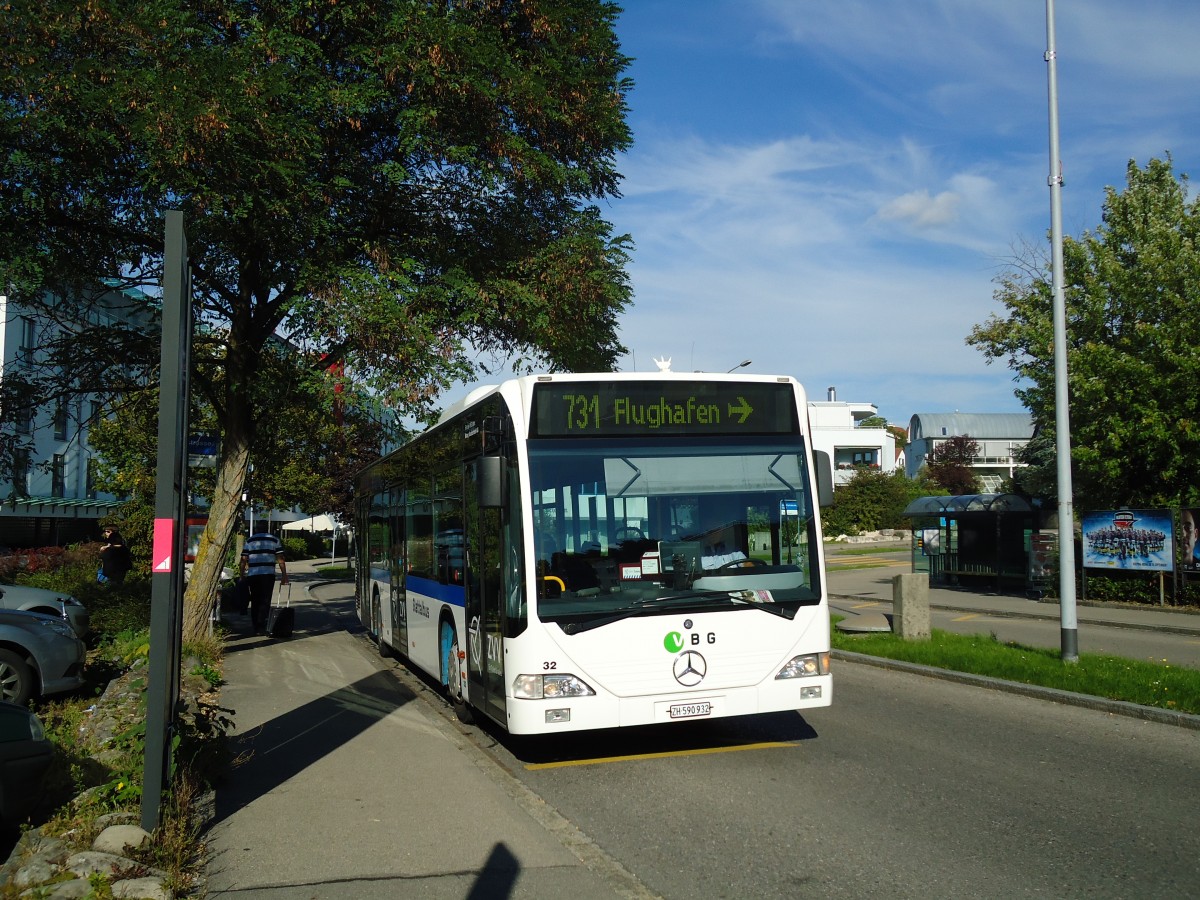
[142,210,193,830]
[1045,0,1078,661]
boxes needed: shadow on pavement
[211,669,416,827]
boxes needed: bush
[281,531,326,559]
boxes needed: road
[371,548,1200,899]
[430,657,1200,900]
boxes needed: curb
[834,649,1200,731]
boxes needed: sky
[451,0,1200,427]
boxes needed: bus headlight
[776,652,830,679]
[513,673,596,700]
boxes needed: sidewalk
[203,558,650,899]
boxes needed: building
[808,387,898,486]
[904,412,1035,491]
[0,284,154,547]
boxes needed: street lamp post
[727,359,752,373]
[1045,0,1078,662]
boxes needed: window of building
[18,317,36,364]
[12,449,30,497]
[51,454,65,498]
[15,405,32,435]
[54,402,68,441]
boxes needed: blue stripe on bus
[407,575,466,608]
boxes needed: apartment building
[904,412,1035,491]
[808,387,899,486]
[0,284,153,547]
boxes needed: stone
[111,875,174,899]
[93,824,151,856]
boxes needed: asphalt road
[376,547,1200,899]
[449,658,1200,900]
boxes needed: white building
[905,412,1035,491]
[0,284,151,546]
[807,387,898,487]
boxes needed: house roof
[908,413,1034,442]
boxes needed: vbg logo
[664,630,716,652]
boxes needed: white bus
[354,371,834,735]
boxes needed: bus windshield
[527,436,822,624]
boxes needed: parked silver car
[0,609,86,705]
[0,584,90,640]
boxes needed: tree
[2,1,633,640]
[969,156,1200,509]
[822,469,941,537]
[924,435,981,496]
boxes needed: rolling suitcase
[269,584,295,639]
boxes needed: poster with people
[1179,508,1200,571]
[1081,509,1172,572]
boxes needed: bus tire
[442,621,474,724]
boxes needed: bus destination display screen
[531,381,799,437]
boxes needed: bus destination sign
[531,381,799,437]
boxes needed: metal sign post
[142,211,193,831]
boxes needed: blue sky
[591,0,1200,425]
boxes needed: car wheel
[0,649,35,705]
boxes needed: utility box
[893,572,930,639]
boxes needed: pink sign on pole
[153,518,174,573]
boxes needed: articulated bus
[354,371,834,735]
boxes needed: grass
[314,564,354,579]
[831,618,1200,716]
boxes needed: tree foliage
[923,434,981,496]
[969,156,1200,509]
[2,0,634,639]
[823,469,941,537]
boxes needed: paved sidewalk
[204,558,651,899]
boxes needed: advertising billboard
[1081,509,1172,572]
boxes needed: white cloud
[876,189,961,228]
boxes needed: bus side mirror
[477,455,505,509]
[813,450,834,507]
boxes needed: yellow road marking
[525,741,795,770]
[852,602,881,609]
[952,613,982,622]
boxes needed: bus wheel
[442,622,474,724]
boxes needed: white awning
[281,514,340,532]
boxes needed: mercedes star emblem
[673,650,707,686]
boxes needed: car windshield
[527,435,822,625]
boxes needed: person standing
[240,530,288,635]
[99,527,133,584]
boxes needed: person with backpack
[99,526,134,584]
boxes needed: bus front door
[464,462,506,725]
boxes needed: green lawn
[831,618,1200,716]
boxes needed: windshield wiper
[557,591,792,635]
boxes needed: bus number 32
[543,661,557,670]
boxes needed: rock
[111,875,175,899]
[93,824,152,856]
[63,849,126,878]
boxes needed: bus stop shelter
[902,493,1039,593]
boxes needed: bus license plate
[669,702,712,719]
